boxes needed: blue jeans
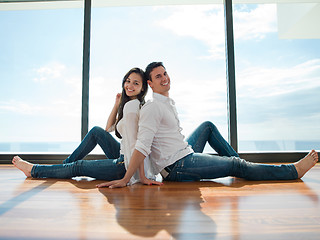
[31,126,125,180]
[186,121,238,157]
[32,155,126,180]
[164,153,298,182]
[63,126,120,164]
[167,122,297,181]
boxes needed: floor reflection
[2,165,319,240]
[99,183,217,239]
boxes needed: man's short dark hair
[145,62,165,81]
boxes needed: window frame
[0,0,314,163]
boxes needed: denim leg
[166,153,298,182]
[31,157,126,180]
[64,126,120,164]
[186,121,238,157]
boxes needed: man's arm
[96,101,163,188]
[96,149,162,188]
[96,149,145,188]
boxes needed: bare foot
[12,156,33,177]
[294,150,318,178]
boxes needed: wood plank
[0,164,319,239]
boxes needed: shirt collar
[153,92,175,105]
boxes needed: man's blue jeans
[32,126,126,180]
[163,121,297,181]
[164,121,298,181]
[186,121,238,157]
[164,153,298,181]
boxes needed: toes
[311,152,318,161]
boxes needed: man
[97,62,318,188]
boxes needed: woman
[12,67,160,186]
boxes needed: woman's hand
[96,178,128,189]
[115,93,121,107]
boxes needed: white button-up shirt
[135,93,194,174]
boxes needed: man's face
[148,66,170,97]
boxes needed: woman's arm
[105,93,121,131]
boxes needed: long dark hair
[115,67,148,139]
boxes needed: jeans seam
[209,125,238,157]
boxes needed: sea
[1,140,319,154]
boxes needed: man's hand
[140,177,163,186]
[96,178,163,188]
[97,150,148,189]
[96,178,128,189]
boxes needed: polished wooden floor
[1,164,320,240]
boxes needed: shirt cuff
[135,140,151,157]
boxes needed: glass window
[89,4,228,153]
[0,4,83,153]
[234,2,320,152]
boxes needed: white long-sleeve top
[135,93,193,174]
[115,99,155,185]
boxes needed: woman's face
[124,72,144,99]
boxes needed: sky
[0,3,319,153]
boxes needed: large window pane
[89,4,228,153]
[234,2,320,152]
[0,4,83,153]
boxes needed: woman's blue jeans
[63,126,120,164]
[31,126,126,180]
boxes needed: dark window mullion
[224,0,238,152]
[81,0,91,140]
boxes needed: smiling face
[148,66,170,97]
[124,72,144,99]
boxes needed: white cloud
[237,59,320,98]
[33,62,66,83]
[156,5,225,59]
[155,4,277,59]
[236,58,320,142]
[1,61,82,119]
[0,100,43,115]
[170,76,228,137]
[233,5,277,41]
[88,75,120,124]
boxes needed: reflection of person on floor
[99,184,217,238]
[12,67,161,186]
[98,62,319,188]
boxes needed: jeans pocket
[167,171,201,182]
